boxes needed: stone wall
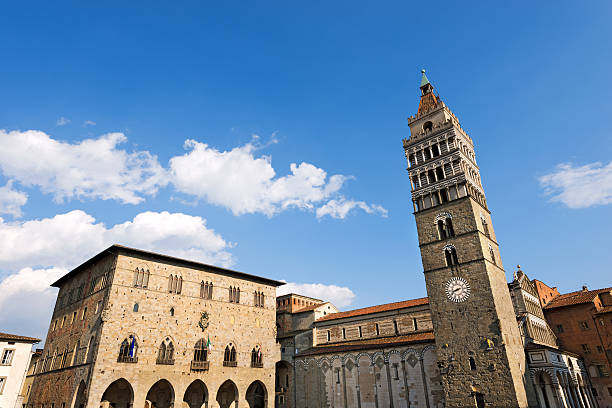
[294,343,443,408]
[28,247,281,408]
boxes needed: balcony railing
[191,360,210,371]
[117,355,138,363]
[251,361,264,368]
[156,358,175,365]
[223,360,237,367]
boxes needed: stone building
[275,294,339,408]
[18,349,43,407]
[27,245,283,408]
[0,333,40,408]
[292,298,441,408]
[533,282,612,408]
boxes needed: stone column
[400,360,410,408]
[418,357,431,408]
[355,361,362,408]
[383,356,395,408]
[341,362,348,408]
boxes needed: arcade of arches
[98,378,267,408]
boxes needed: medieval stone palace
[23,72,609,408]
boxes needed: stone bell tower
[403,70,529,408]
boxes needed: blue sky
[1,2,611,341]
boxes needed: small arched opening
[217,380,238,408]
[184,379,208,408]
[100,378,134,408]
[423,121,433,132]
[145,379,175,408]
[246,380,268,408]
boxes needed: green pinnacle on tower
[420,69,430,88]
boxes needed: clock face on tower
[445,277,471,302]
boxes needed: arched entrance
[183,380,208,408]
[100,378,134,408]
[275,361,292,408]
[534,371,556,408]
[246,381,267,408]
[71,380,87,408]
[146,379,175,408]
[216,380,238,408]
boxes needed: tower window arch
[444,245,459,267]
[133,303,139,312]
[423,121,433,132]
[435,213,455,239]
[469,356,477,370]
[481,215,490,237]
[489,245,496,265]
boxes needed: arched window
[423,121,433,132]
[254,291,265,307]
[224,343,237,367]
[481,217,489,237]
[133,268,149,288]
[157,338,174,365]
[437,220,447,240]
[61,346,69,368]
[118,335,138,363]
[469,357,477,370]
[444,246,459,267]
[251,345,263,368]
[71,341,79,366]
[194,339,208,362]
[168,275,182,294]
[489,245,496,265]
[191,339,209,371]
[133,303,139,312]
[445,217,455,237]
[170,307,174,317]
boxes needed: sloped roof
[51,244,285,288]
[296,331,435,357]
[0,332,40,343]
[316,297,429,322]
[544,287,612,309]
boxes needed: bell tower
[403,70,529,407]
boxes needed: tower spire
[417,69,439,114]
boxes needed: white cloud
[0,210,234,271]
[539,161,612,208]
[170,139,383,217]
[0,181,27,217]
[83,120,96,127]
[0,210,234,341]
[56,117,70,126]
[0,267,65,341]
[277,282,356,308]
[316,197,388,219]
[0,130,167,204]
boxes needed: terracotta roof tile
[296,331,435,357]
[316,297,429,322]
[0,332,41,343]
[544,287,612,309]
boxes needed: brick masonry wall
[544,304,612,408]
